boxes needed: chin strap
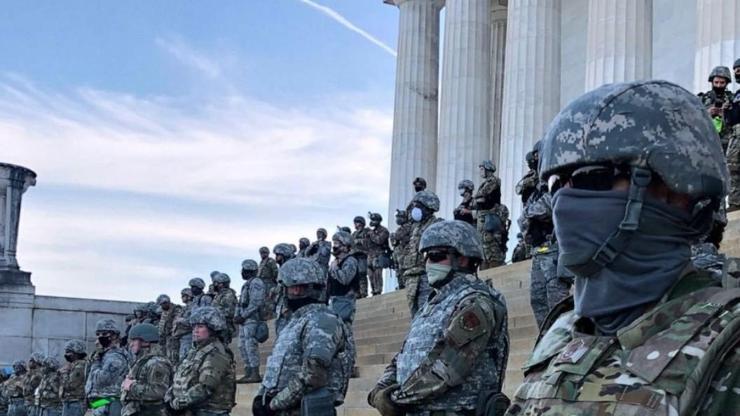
[561,166,652,277]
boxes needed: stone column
[0,163,36,285]
[490,2,508,165]
[584,0,652,90]
[436,0,493,218]
[498,0,561,245]
[385,0,444,226]
[694,0,740,92]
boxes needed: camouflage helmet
[332,230,353,247]
[212,272,230,284]
[395,209,407,218]
[42,357,60,371]
[188,306,226,332]
[299,237,310,247]
[457,179,474,192]
[277,258,326,288]
[316,227,328,238]
[708,65,732,82]
[479,160,496,172]
[180,288,192,297]
[12,360,25,372]
[29,352,45,364]
[353,215,366,226]
[128,323,160,343]
[540,80,727,204]
[413,177,427,188]
[259,246,270,254]
[156,294,170,305]
[368,212,382,222]
[241,259,259,271]
[734,58,740,69]
[64,339,86,355]
[209,270,220,279]
[412,190,440,212]
[188,277,206,289]
[95,318,120,334]
[419,220,484,261]
[133,304,147,313]
[337,226,352,234]
[273,243,295,258]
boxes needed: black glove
[252,394,276,416]
[368,384,405,416]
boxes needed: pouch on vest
[376,249,393,269]
[484,213,503,233]
[330,297,355,323]
[255,321,269,344]
[300,387,335,416]
[476,391,511,416]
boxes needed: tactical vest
[36,372,61,408]
[172,340,235,411]
[402,216,443,275]
[327,255,360,297]
[396,275,509,411]
[121,352,166,405]
[510,278,740,416]
[5,375,24,398]
[262,304,348,406]
[60,361,86,401]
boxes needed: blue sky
[1,0,400,301]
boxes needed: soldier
[328,230,360,379]
[60,340,87,416]
[170,288,192,364]
[473,160,508,270]
[368,220,510,415]
[367,212,390,296]
[36,358,61,416]
[273,243,297,336]
[165,306,236,416]
[306,228,332,274]
[211,273,238,344]
[0,371,8,416]
[691,208,728,280]
[511,233,531,263]
[144,302,160,326]
[401,190,443,317]
[176,278,212,360]
[452,179,476,226]
[120,323,173,416]
[233,259,266,384]
[155,294,181,365]
[515,149,540,206]
[85,319,129,416]
[258,246,279,319]
[699,65,734,152]
[296,238,310,258]
[390,209,411,290]
[253,259,349,416]
[4,361,26,416]
[506,80,740,415]
[351,216,371,298]
[726,59,740,211]
[405,177,427,213]
[22,353,44,416]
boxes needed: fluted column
[0,163,36,286]
[694,0,740,92]
[585,0,652,90]
[385,0,444,226]
[490,3,507,166]
[436,0,493,218]
[498,0,561,246]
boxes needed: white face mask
[411,207,423,222]
[426,263,452,285]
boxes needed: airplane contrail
[297,0,397,58]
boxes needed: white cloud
[2,74,393,301]
[297,0,397,58]
[155,36,222,79]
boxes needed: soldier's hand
[251,394,276,416]
[121,377,134,392]
[368,384,405,416]
[710,107,723,117]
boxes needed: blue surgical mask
[426,263,452,286]
[411,207,423,222]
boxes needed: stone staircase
[231,210,740,415]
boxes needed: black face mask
[287,297,315,312]
[64,353,75,363]
[712,86,726,95]
[191,287,203,296]
[276,256,285,266]
[97,336,112,348]
[242,270,254,280]
[414,186,424,192]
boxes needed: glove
[368,384,405,416]
[233,315,246,325]
[168,397,188,411]
[252,394,276,416]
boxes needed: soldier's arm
[180,350,228,407]
[222,291,237,319]
[333,257,358,286]
[270,314,340,410]
[242,280,265,320]
[523,191,552,222]
[698,344,740,415]
[375,353,399,389]
[127,359,172,402]
[94,354,127,387]
[392,294,497,405]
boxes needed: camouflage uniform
[367,213,390,296]
[257,258,349,415]
[120,327,173,416]
[211,274,238,344]
[273,243,297,337]
[328,233,360,381]
[390,210,412,290]
[402,191,443,317]
[36,358,61,416]
[3,363,26,416]
[257,251,279,317]
[691,242,726,281]
[0,373,8,416]
[177,279,213,361]
[370,220,510,415]
[22,354,43,416]
[306,229,332,275]
[474,161,507,270]
[156,298,182,365]
[85,320,130,416]
[167,307,236,416]
[511,233,532,263]
[351,219,371,298]
[452,179,476,226]
[60,341,87,416]
[699,86,734,152]
[507,80,739,415]
[235,259,266,381]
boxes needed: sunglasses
[548,164,629,194]
[425,251,451,263]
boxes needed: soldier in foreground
[121,323,173,416]
[254,258,349,416]
[166,306,236,416]
[85,319,129,416]
[367,212,390,296]
[35,358,61,416]
[234,259,266,384]
[155,294,182,365]
[211,273,238,344]
[401,190,442,317]
[506,80,740,415]
[390,209,411,290]
[23,353,44,416]
[368,220,510,416]
[4,361,26,416]
[60,340,87,416]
